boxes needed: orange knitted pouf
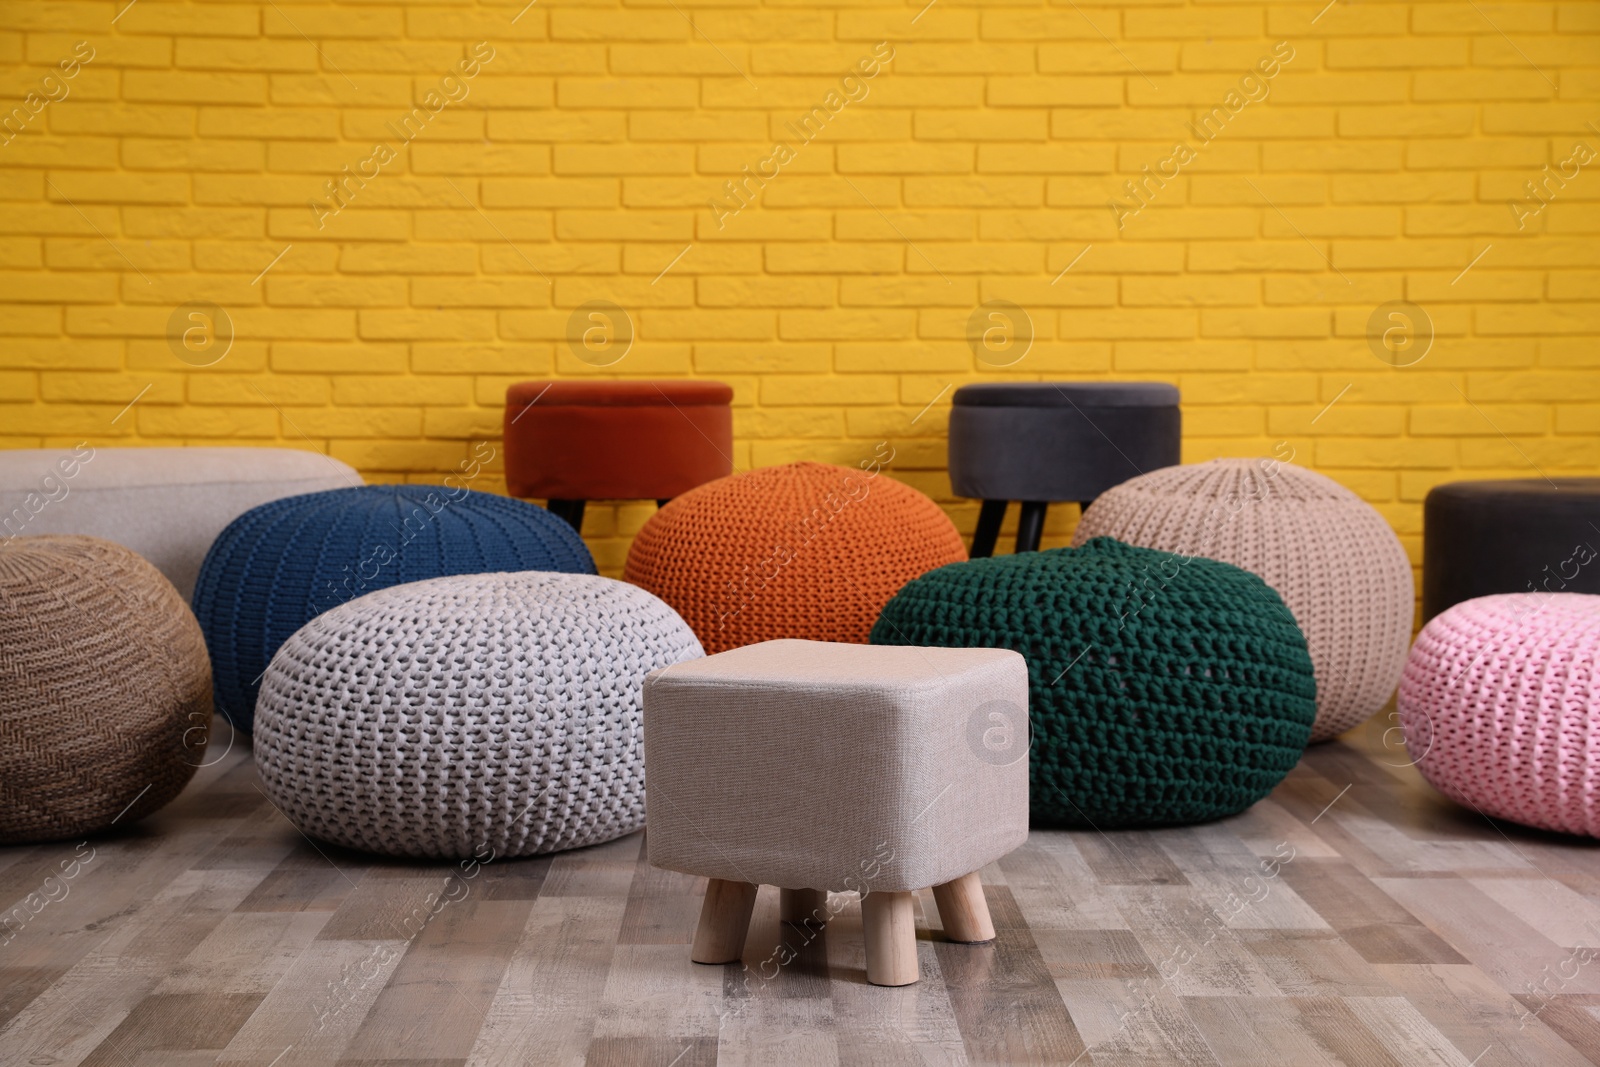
[624,461,967,654]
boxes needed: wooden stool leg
[861,890,919,986]
[932,871,996,944]
[970,499,1007,558]
[780,888,827,929]
[691,878,758,965]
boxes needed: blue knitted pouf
[192,484,596,733]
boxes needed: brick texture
[1,0,1597,590]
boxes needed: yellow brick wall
[2,0,1597,583]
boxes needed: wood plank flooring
[3,711,1599,1066]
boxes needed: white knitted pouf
[1074,458,1414,742]
[254,571,703,859]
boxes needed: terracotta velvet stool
[643,639,1030,987]
[503,380,734,530]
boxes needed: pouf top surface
[1434,590,1600,633]
[1107,456,1362,504]
[871,537,1317,828]
[506,379,733,407]
[1,533,164,584]
[1427,478,1600,502]
[196,483,597,606]
[299,565,659,616]
[268,570,702,715]
[0,532,129,578]
[649,637,1023,690]
[952,381,1180,408]
[875,535,1311,645]
[0,446,358,492]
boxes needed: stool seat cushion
[1423,478,1600,621]
[643,639,1028,892]
[872,538,1317,828]
[1,536,211,842]
[1076,458,1414,742]
[952,381,1180,408]
[0,447,360,598]
[193,485,595,733]
[255,571,703,860]
[1400,592,1600,837]
[947,381,1181,503]
[624,462,968,654]
[504,379,734,501]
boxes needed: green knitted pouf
[869,537,1317,828]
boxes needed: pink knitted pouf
[1399,593,1600,837]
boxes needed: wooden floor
[4,715,1600,1067]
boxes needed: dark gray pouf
[1423,478,1600,621]
[948,381,1181,556]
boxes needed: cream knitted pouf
[1074,458,1413,742]
[254,571,703,860]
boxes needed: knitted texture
[193,484,595,733]
[255,571,703,860]
[0,535,211,843]
[870,538,1317,828]
[624,461,967,655]
[1399,593,1600,837]
[1074,458,1413,742]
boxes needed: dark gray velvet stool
[1423,478,1600,621]
[948,382,1181,557]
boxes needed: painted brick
[124,71,266,106]
[0,0,1591,600]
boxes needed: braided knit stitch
[1400,593,1600,837]
[254,571,703,860]
[193,484,595,733]
[1074,458,1413,742]
[624,461,967,654]
[0,536,211,842]
[870,538,1317,828]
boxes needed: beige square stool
[642,639,1030,986]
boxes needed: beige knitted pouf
[0,535,212,842]
[1074,458,1413,742]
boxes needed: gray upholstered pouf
[0,447,360,598]
[254,571,703,860]
[643,639,1031,986]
